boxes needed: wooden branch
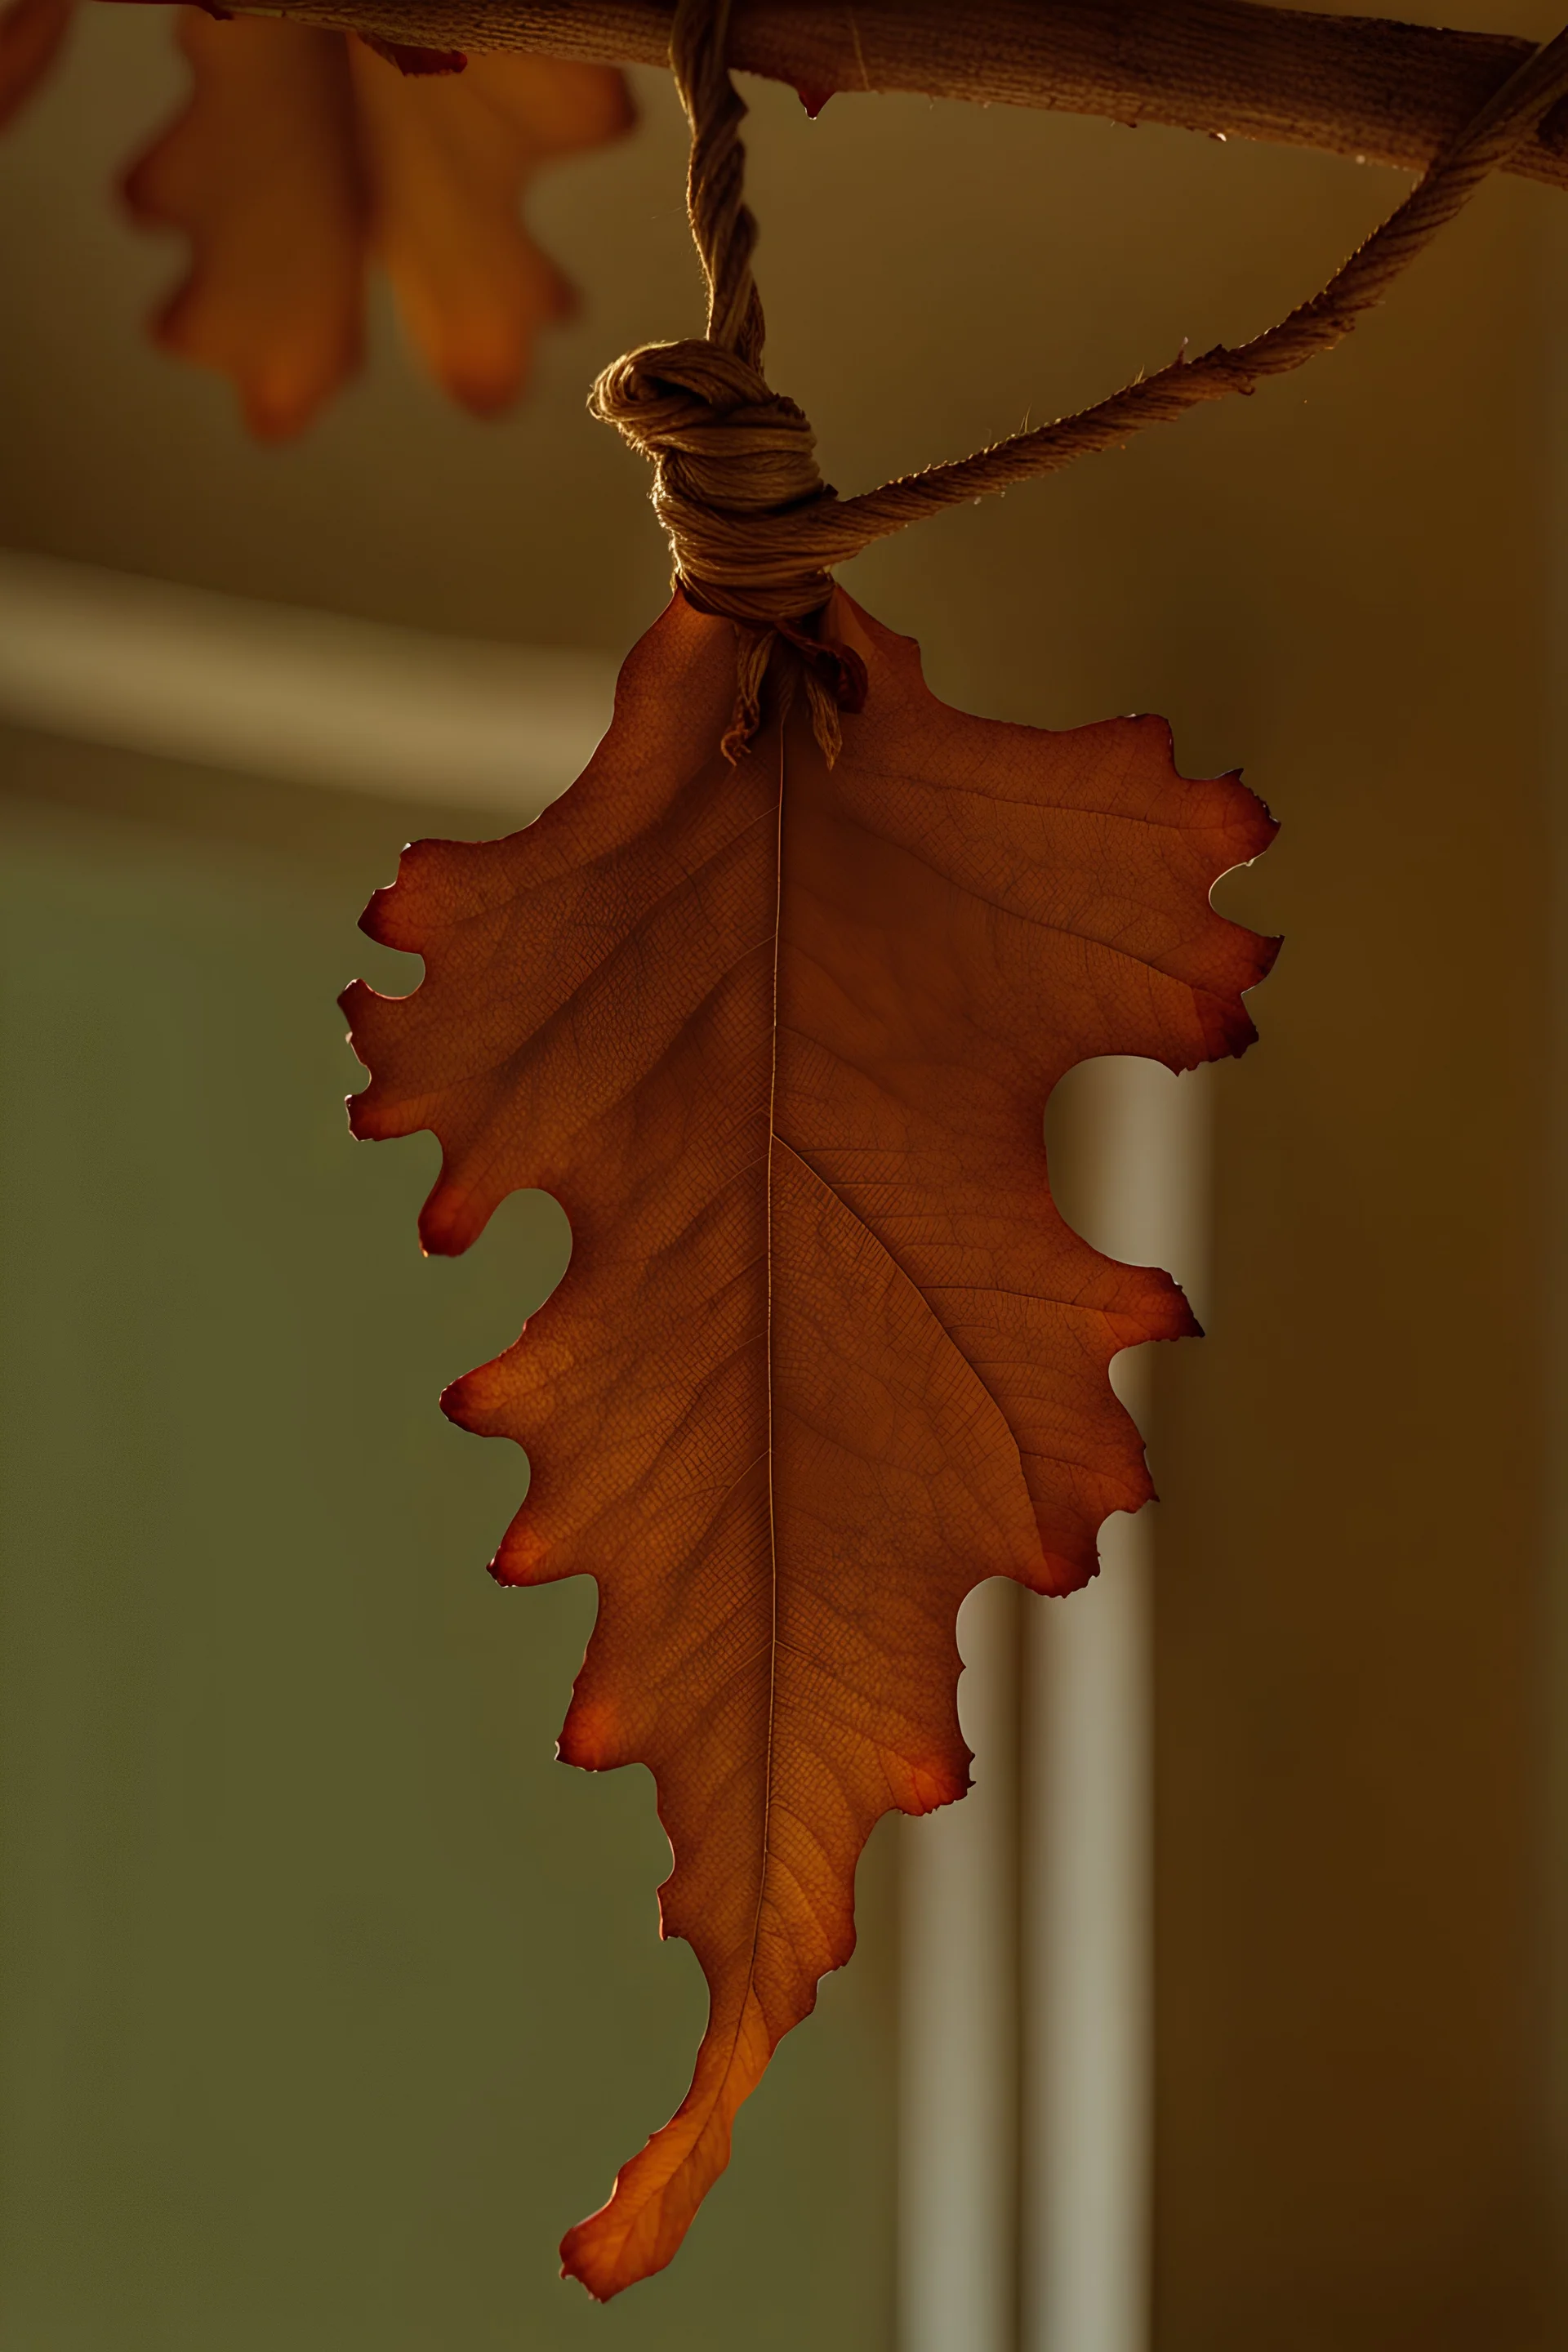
[252,0,1568,191]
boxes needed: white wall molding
[899,1577,1021,2352]
[0,549,616,817]
[899,1058,1207,2352]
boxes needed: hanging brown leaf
[122,11,631,437]
[0,0,72,131]
[341,590,1276,2298]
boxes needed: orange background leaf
[342,591,1276,2296]
[122,15,631,435]
[351,47,633,412]
[122,12,364,440]
[0,0,72,131]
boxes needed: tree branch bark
[247,0,1568,191]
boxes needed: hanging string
[592,0,1568,758]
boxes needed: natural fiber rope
[591,0,1568,752]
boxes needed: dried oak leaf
[342,590,1276,2298]
[122,11,631,438]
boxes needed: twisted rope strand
[592,0,1568,749]
[835,16,1568,538]
[670,0,764,364]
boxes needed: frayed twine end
[719,617,867,768]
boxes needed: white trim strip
[899,1058,1201,2352]
[1024,1058,1207,2352]
[898,1577,1019,2352]
[0,549,617,816]
[1025,1511,1152,2352]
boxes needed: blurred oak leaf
[0,0,73,128]
[341,589,1277,2297]
[118,10,631,438]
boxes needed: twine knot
[590,336,840,625]
[590,334,867,758]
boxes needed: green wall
[0,728,898,2350]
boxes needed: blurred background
[1,2,1565,2346]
